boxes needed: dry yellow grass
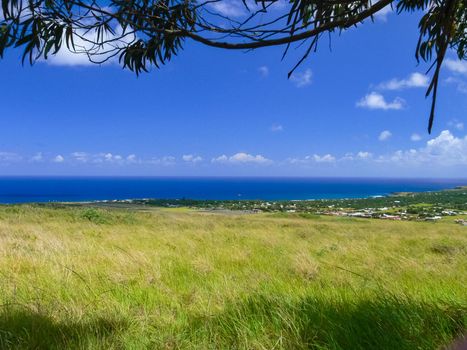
[0,205,465,349]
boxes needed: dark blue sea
[0,177,465,204]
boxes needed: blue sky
[0,4,466,177]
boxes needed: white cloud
[212,155,228,163]
[48,46,95,67]
[340,151,373,161]
[445,59,467,75]
[182,154,203,163]
[313,154,335,163]
[47,25,135,67]
[209,0,287,17]
[258,66,269,77]
[377,130,467,166]
[67,152,141,164]
[270,123,283,132]
[378,72,428,90]
[104,153,114,161]
[6,130,467,174]
[71,151,89,162]
[289,153,336,164]
[378,130,392,141]
[356,92,404,110]
[209,1,245,17]
[212,152,272,165]
[290,69,312,87]
[53,155,64,163]
[423,130,466,163]
[356,151,373,159]
[290,130,467,169]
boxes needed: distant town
[90,186,467,225]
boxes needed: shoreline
[0,178,465,205]
[0,184,464,206]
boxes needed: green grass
[0,205,466,349]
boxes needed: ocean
[0,177,465,204]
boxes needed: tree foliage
[0,0,465,132]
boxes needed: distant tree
[0,0,465,132]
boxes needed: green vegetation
[113,187,467,220]
[0,205,466,349]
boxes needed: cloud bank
[0,131,465,176]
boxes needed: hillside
[0,205,466,349]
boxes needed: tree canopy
[0,0,465,132]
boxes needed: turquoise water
[0,177,464,203]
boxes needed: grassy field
[0,205,466,349]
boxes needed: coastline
[0,177,465,204]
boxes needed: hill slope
[0,206,466,349]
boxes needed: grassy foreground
[0,205,466,349]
